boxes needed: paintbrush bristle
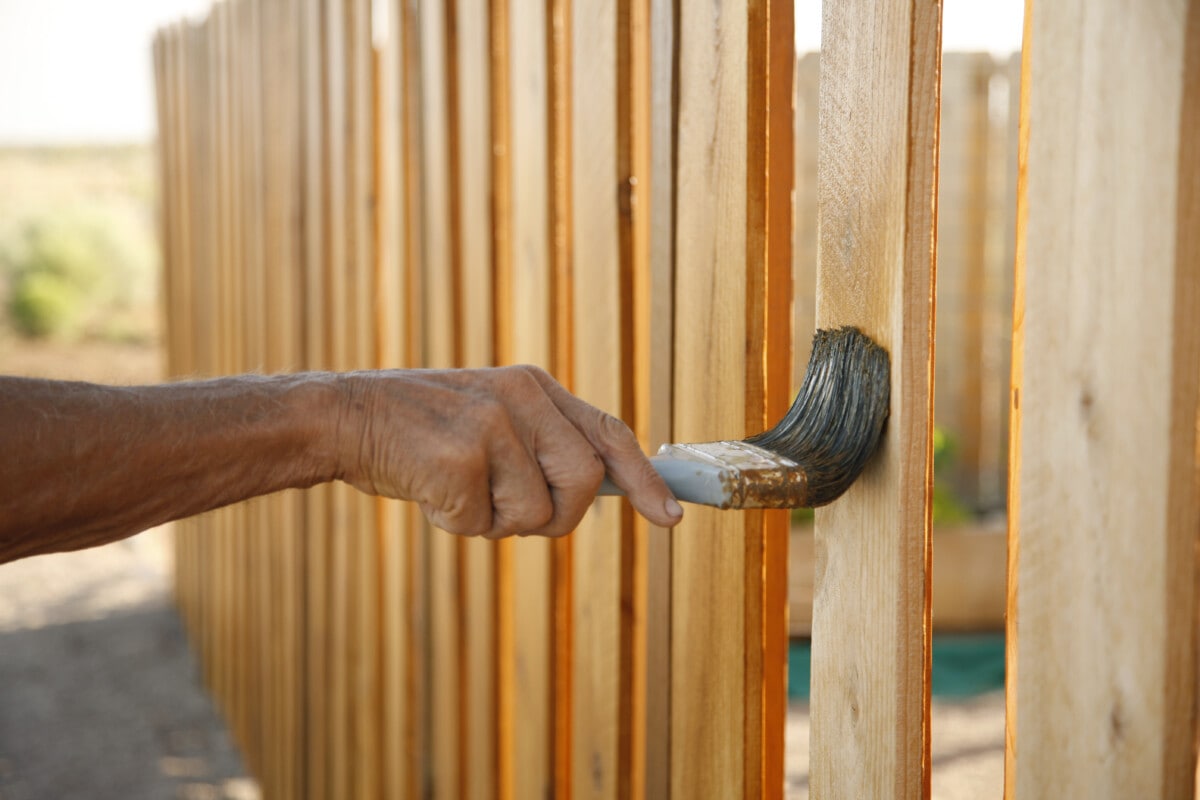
[745,326,890,507]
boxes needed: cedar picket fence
[153,1,1200,797]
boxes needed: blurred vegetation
[0,146,159,343]
[931,427,972,523]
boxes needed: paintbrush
[597,326,890,508]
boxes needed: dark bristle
[745,326,890,507]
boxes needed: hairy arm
[0,366,681,564]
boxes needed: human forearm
[0,374,342,562]
[1,365,682,565]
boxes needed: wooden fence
[153,0,1200,798]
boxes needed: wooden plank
[488,0,517,793]
[342,0,380,796]
[935,53,993,510]
[792,52,818,380]
[745,2,793,795]
[261,0,306,792]
[415,0,464,795]
[504,0,554,795]
[453,0,498,794]
[809,0,939,797]
[300,0,332,793]
[568,0,625,796]
[668,0,791,796]
[239,0,269,776]
[618,0,652,795]
[669,2,750,795]
[322,0,356,793]
[641,0,675,794]
[1006,1,1200,796]
[377,0,420,796]
[548,2,573,796]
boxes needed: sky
[0,0,1025,146]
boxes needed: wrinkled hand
[333,365,683,538]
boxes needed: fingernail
[664,497,683,519]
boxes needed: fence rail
[154,0,1200,797]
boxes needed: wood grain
[809,0,939,797]
[489,0,516,793]
[1006,1,1200,796]
[453,0,498,794]
[376,1,419,796]
[505,0,555,795]
[641,0,675,794]
[416,0,464,796]
[569,0,624,795]
[300,0,332,793]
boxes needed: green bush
[0,209,155,340]
[8,270,84,337]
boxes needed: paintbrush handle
[595,454,735,508]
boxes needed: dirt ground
[0,530,258,800]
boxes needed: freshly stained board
[1007,1,1199,796]
[809,0,939,798]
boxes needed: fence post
[1006,1,1200,796]
[808,0,940,797]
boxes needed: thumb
[526,368,683,528]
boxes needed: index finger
[524,367,683,528]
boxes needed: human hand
[333,365,683,538]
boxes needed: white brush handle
[596,454,735,507]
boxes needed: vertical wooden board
[377,0,418,797]
[975,54,1017,513]
[453,0,499,793]
[746,2,793,795]
[240,0,269,773]
[668,0,749,796]
[343,0,381,795]
[260,0,306,791]
[214,0,237,727]
[322,0,357,793]
[792,52,819,382]
[1006,1,1199,797]
[300,0,332,793]
[641,0,675,794]
[618,0,654,795]
[667,1,791,795]
[416,0,464,795]
[809,0,938,797]
[934,53,992,509]
[504,0,554,796]
[548,0,575,789]
[569,0,625,796]
[488,0,518,793]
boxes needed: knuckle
[580,453,606,488]
[595,410,636,451]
